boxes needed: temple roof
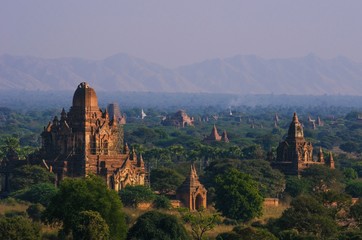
[287,112,304,139]
[72,82,98,108]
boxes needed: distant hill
[1,53,362,95]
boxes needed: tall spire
[61,108,67,121]
[326,152,335,169]
[138,154,145,168]
[222,130,229,143]
[318,147,324,163]
[293,112,299,123]
[288,112,304,139]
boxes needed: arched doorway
[195,194,204,210]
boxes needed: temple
[161,110,194,127]
[203,125,229,143]
[176,165,207,211]
[271,112,334,175]
[39,82,145,190]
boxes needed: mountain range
[1,53,362,95]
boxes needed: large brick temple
[40,82,145,190]
[271,112,334,175]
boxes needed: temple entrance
[195,194,204,210]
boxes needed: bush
[0,216,41,240]
[127,211,189,240]
[153,195,172,209]
[119,185,155,208]
[12,183,58,206]
[346,180,362,197]
[73,210,110,240]
[27,204,45,222]
[43,175,127,240]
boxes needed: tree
[127,211,189,240]
[270,195,338,239]
[0,136,20,158]
[285,176,309,197]
[242,145,265,160]
[12,183,58,206]
[217,226,277,240]
[238,159,285,198]
[119,185,155,208]
[343,167,358,181]
[350,199,362,227]
[150,167,184,194]
[214,168,263,222]
[73,210,110,240]
[301,165,344,193]
[26,203,45,222]
[0,216,41,240]
[43,175,127,240]
[346,180,362,197]
[181,209,221,240]
[153,195,172,210]
[9,165,55,192]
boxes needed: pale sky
[1,0,362,67]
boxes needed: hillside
[1,53,362,95]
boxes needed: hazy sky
[1,1,362,67]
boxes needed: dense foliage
[43,175,127,240]
[127,211,190,240]
[214,168,263,222]
[2,104,362,239]
[9,165,55,192]
[12,183,58,206]
[119,185,156,208]
[0,216,41,240]
[73,210,110,240]
[150,167,184,194]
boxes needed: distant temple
[39,82,145,190]
[203,125,229,143]
[161,110,194,127]
[176,165,207,211]
[107,102,126,125]
[271,112,334,175]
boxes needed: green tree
[343,167,358,181]
[73,210,110,240]
[153,195,172,210]
[43,175,127,240]
[12,183,58,206]
[9,165,55,192]
[26,203,45,222]
[150,167,184,194]
[217,226,277,240]
[350,199,362,228]
[242,145,265,160]
[270,195,338,239]
[127,211,190,240]
[346,180,362,197]
[181,209,221,240]
[119,185,155,208]
[301,165,344,193]
[0,136,20,158]
[238,159,285,197]
[214,168,263,222]
[285,176,309,197]
[0,216,41,240]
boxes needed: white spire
[141,109,147,119]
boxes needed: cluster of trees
[2,104,362,239]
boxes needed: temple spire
[318,147,324,163]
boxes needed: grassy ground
[0,198,30,215]
[0,198,60,239]
[258,203,289,223]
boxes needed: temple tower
[176,165,207,211]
